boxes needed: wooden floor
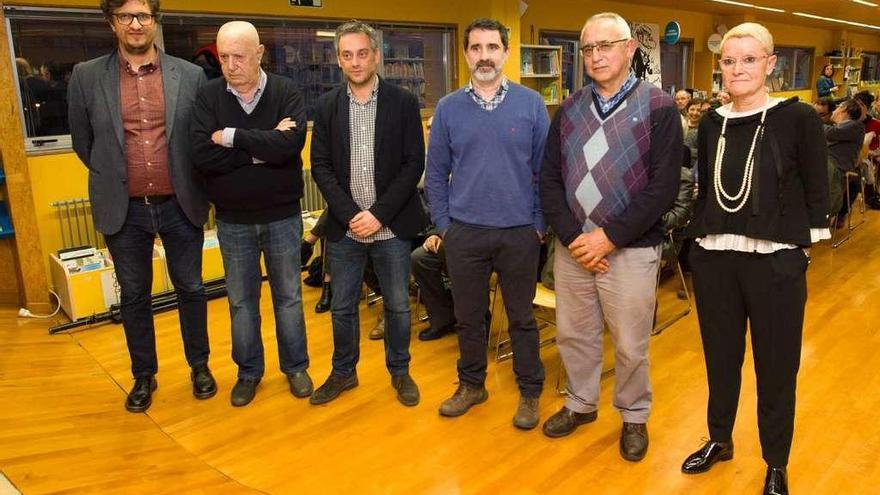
[2,213,880,494]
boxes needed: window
[5,6,455,153]
[862,52,880,84]
[8,7,113,149]
[769,47,813,92]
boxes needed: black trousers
[411,244,455,331]
[444,222,544,397]
[689,244,808,467]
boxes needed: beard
[471,62,500,82]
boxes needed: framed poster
[629,22,662,88]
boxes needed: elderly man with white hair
[191,21,312,407]
[539,12,680,460]
[681,22,828,495]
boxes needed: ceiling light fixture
[792,11,880,30]
[711,0,786,13]
[851,0,879,7]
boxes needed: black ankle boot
[315,282,332,313]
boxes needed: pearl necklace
[713,102,769,213]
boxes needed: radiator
[301,168,327,213]
[50,198,106,250]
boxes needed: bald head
[217,21,260,47]
[217,21,264,92]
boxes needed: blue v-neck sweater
[425,83,550,233]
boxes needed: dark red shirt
[119,54,173,196]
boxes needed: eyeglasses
[112,13,156,26]
[718,55,769,70]
[580,38,629,57]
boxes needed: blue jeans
[217,216,309,380]
[104,198,208,378]
[327,236,412,377]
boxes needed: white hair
[721,22,774,56]
[580,12,632,42]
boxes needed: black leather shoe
[763,466,788,495]
[620,422,649,462]
[315,282,332,313]
[542,406,597,438]
[191,364,217,400]
[418,322,456,341]
[288,371,313,398]
[681,440,734,474]
[230,378,260,407]
[391,373,420,406]
[310,373,358,405]
[125,376,157,413]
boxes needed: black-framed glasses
[112,13,156,26]
[580,38,629,57]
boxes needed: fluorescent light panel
[792,11,880,30]
[711,0,786,13]
[851,0,879,7]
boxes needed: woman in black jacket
[680,23,829,495]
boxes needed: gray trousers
[554,240,661,423]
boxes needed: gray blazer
[68,50,209,235]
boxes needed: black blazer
[310,77,427,241]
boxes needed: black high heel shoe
[315,282,332,313]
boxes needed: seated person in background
[411,229,457,341]
[683,99,703,169]
[661,146,696,272]
[813,97,836,126]
[854,91,880,209]
[824,99,866,225]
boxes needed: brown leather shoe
[542,406,597,438]
[620,422,649,461]
[369,317,385,340]
[438,383,488,417]
[513,396,540,430]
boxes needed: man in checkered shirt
[311,21,428,407]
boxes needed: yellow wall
[27,152,88,287]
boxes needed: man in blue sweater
[191,21,312,407]
[426,18,550,430]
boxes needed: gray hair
[334,20,379,54]
[580,12,632,42]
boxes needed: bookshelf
[520,44,564,108]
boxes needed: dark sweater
[685,98,830,246]
[540,80,682,248]
[825,119,865,172]
[191,73,307,224]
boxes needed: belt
[130,194,174,205]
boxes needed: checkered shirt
[347,77,393,242]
